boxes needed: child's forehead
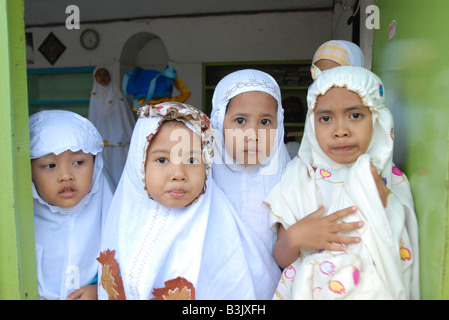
[227,91,278,114]
[95,68,109,76]
[230,91,277,104]
[316,87,365,106]
[159,120,193,134]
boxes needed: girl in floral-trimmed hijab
[266,66,419,300]
[98,102,280,300]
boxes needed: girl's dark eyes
[319,116,331,123]
[187,157,201,165]
[235,118,272,125]
[74,160,85,166]
[156,158,168,164]
[350,113,362,119]
[43,163,56,169]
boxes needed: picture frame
[38,32,66,65]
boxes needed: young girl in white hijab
[29,110,113,300]
[265,66,419,299]
[310,40,365,80]
[88,67,136,189]
[97,102,280,300]
[210,69,291,257]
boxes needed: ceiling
[24,0,339,27]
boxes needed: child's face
[314,59,341,72]
[222,91,277,165]
[95,68,111,86]
[145,121,206,208]
[31,150,94,208]
[314,87,373,164]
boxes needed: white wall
[26,9,353,109]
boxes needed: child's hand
[274,206,363,269]
[66,284,98,300]
[370,162,390,208]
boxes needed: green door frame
[372,0,449,299]
[0,0,38,299]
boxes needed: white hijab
[266,66,419,299]
[98,102,280,300]
[29,110,113,300]
[210,69,291,254]
[311,40,365,80]
[88,66,136,187]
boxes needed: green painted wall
[372,0,449,299]
[0,0,38,299]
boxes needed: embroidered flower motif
[400,247,411,261]
[399,239,411,261]
[392,166,403,176]
[154,104,164,112]
[352,266,360,285]
[379,83,384,97]
[320,169,332,178]
[151,277,195,300]
[319,261,336,276]
[96,249,126,300]
[390,128,394,140]
[224,79,278,102]
[329,280,345,294]
[284,266,296,280]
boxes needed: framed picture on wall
[38,32,66,65]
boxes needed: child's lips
[245,148,259,154]
[169,189,187,198]
[332,145,354,152]
[59,186,77,198]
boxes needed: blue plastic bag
[122,66,177,107]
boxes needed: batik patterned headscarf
[265,66,419,300]
[98,102,281,300]
[311,40,365,80]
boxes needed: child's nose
[171,165,187,181]
[333,120,349,138]
[245,127,259,142]
[58,167,74,182]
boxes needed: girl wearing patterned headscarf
[310,40,365,80]
[210,69,291,260]
[97,102,280,300]
[266,66,419,299]
[29,110,113,300]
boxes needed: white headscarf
[88,66,136,188]
[210,69,291,254]
[29,110,113,300]
[98,102,280,300]
[266,66,419,299]
[311,40,365,80]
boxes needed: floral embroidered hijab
[266,66,420,300]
